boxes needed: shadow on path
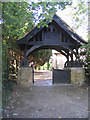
[3,84,88,118]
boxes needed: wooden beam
[26,45,42,57]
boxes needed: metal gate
[52,69,71,84]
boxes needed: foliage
[70,0,89,83]
[72,0,89,81]
[28,49,52,66]
[2,2,34,87]
[80,41,90,71]
[2,2,34,41]
[2,42,9,83]
[37,60,52,70]
[2,3,35,107]
[65,0,89,81]
[81,42,90,84]
[70,0,88,30]
[62,0,88,41]
[32,2,71,28]
[81,44,90,65]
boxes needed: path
[34,70,52,86]
[3,70,88,118]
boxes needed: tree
[2,2,35,87]
[58,0,88,40]
[28,49,52,67]
[71,0,88,29]
[69,0,89,82]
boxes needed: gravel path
[3,84,88,118]
[34,70,52,86]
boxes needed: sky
[56,0,88,41]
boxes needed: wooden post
[67,51,69,67]
[71,51,73,67]
[76,48,79,60]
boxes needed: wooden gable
[17,14,87,51]
[17,14,88,68]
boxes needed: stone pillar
[17,67,33,87]
[64,67,86,86]
[68,67,86,86]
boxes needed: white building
[52,50,67,69]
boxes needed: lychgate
[16,14,87,87]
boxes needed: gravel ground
[3,84,88,118]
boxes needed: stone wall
[17,67,33,87]
[17,67,86,87]
[65,67,86,86]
